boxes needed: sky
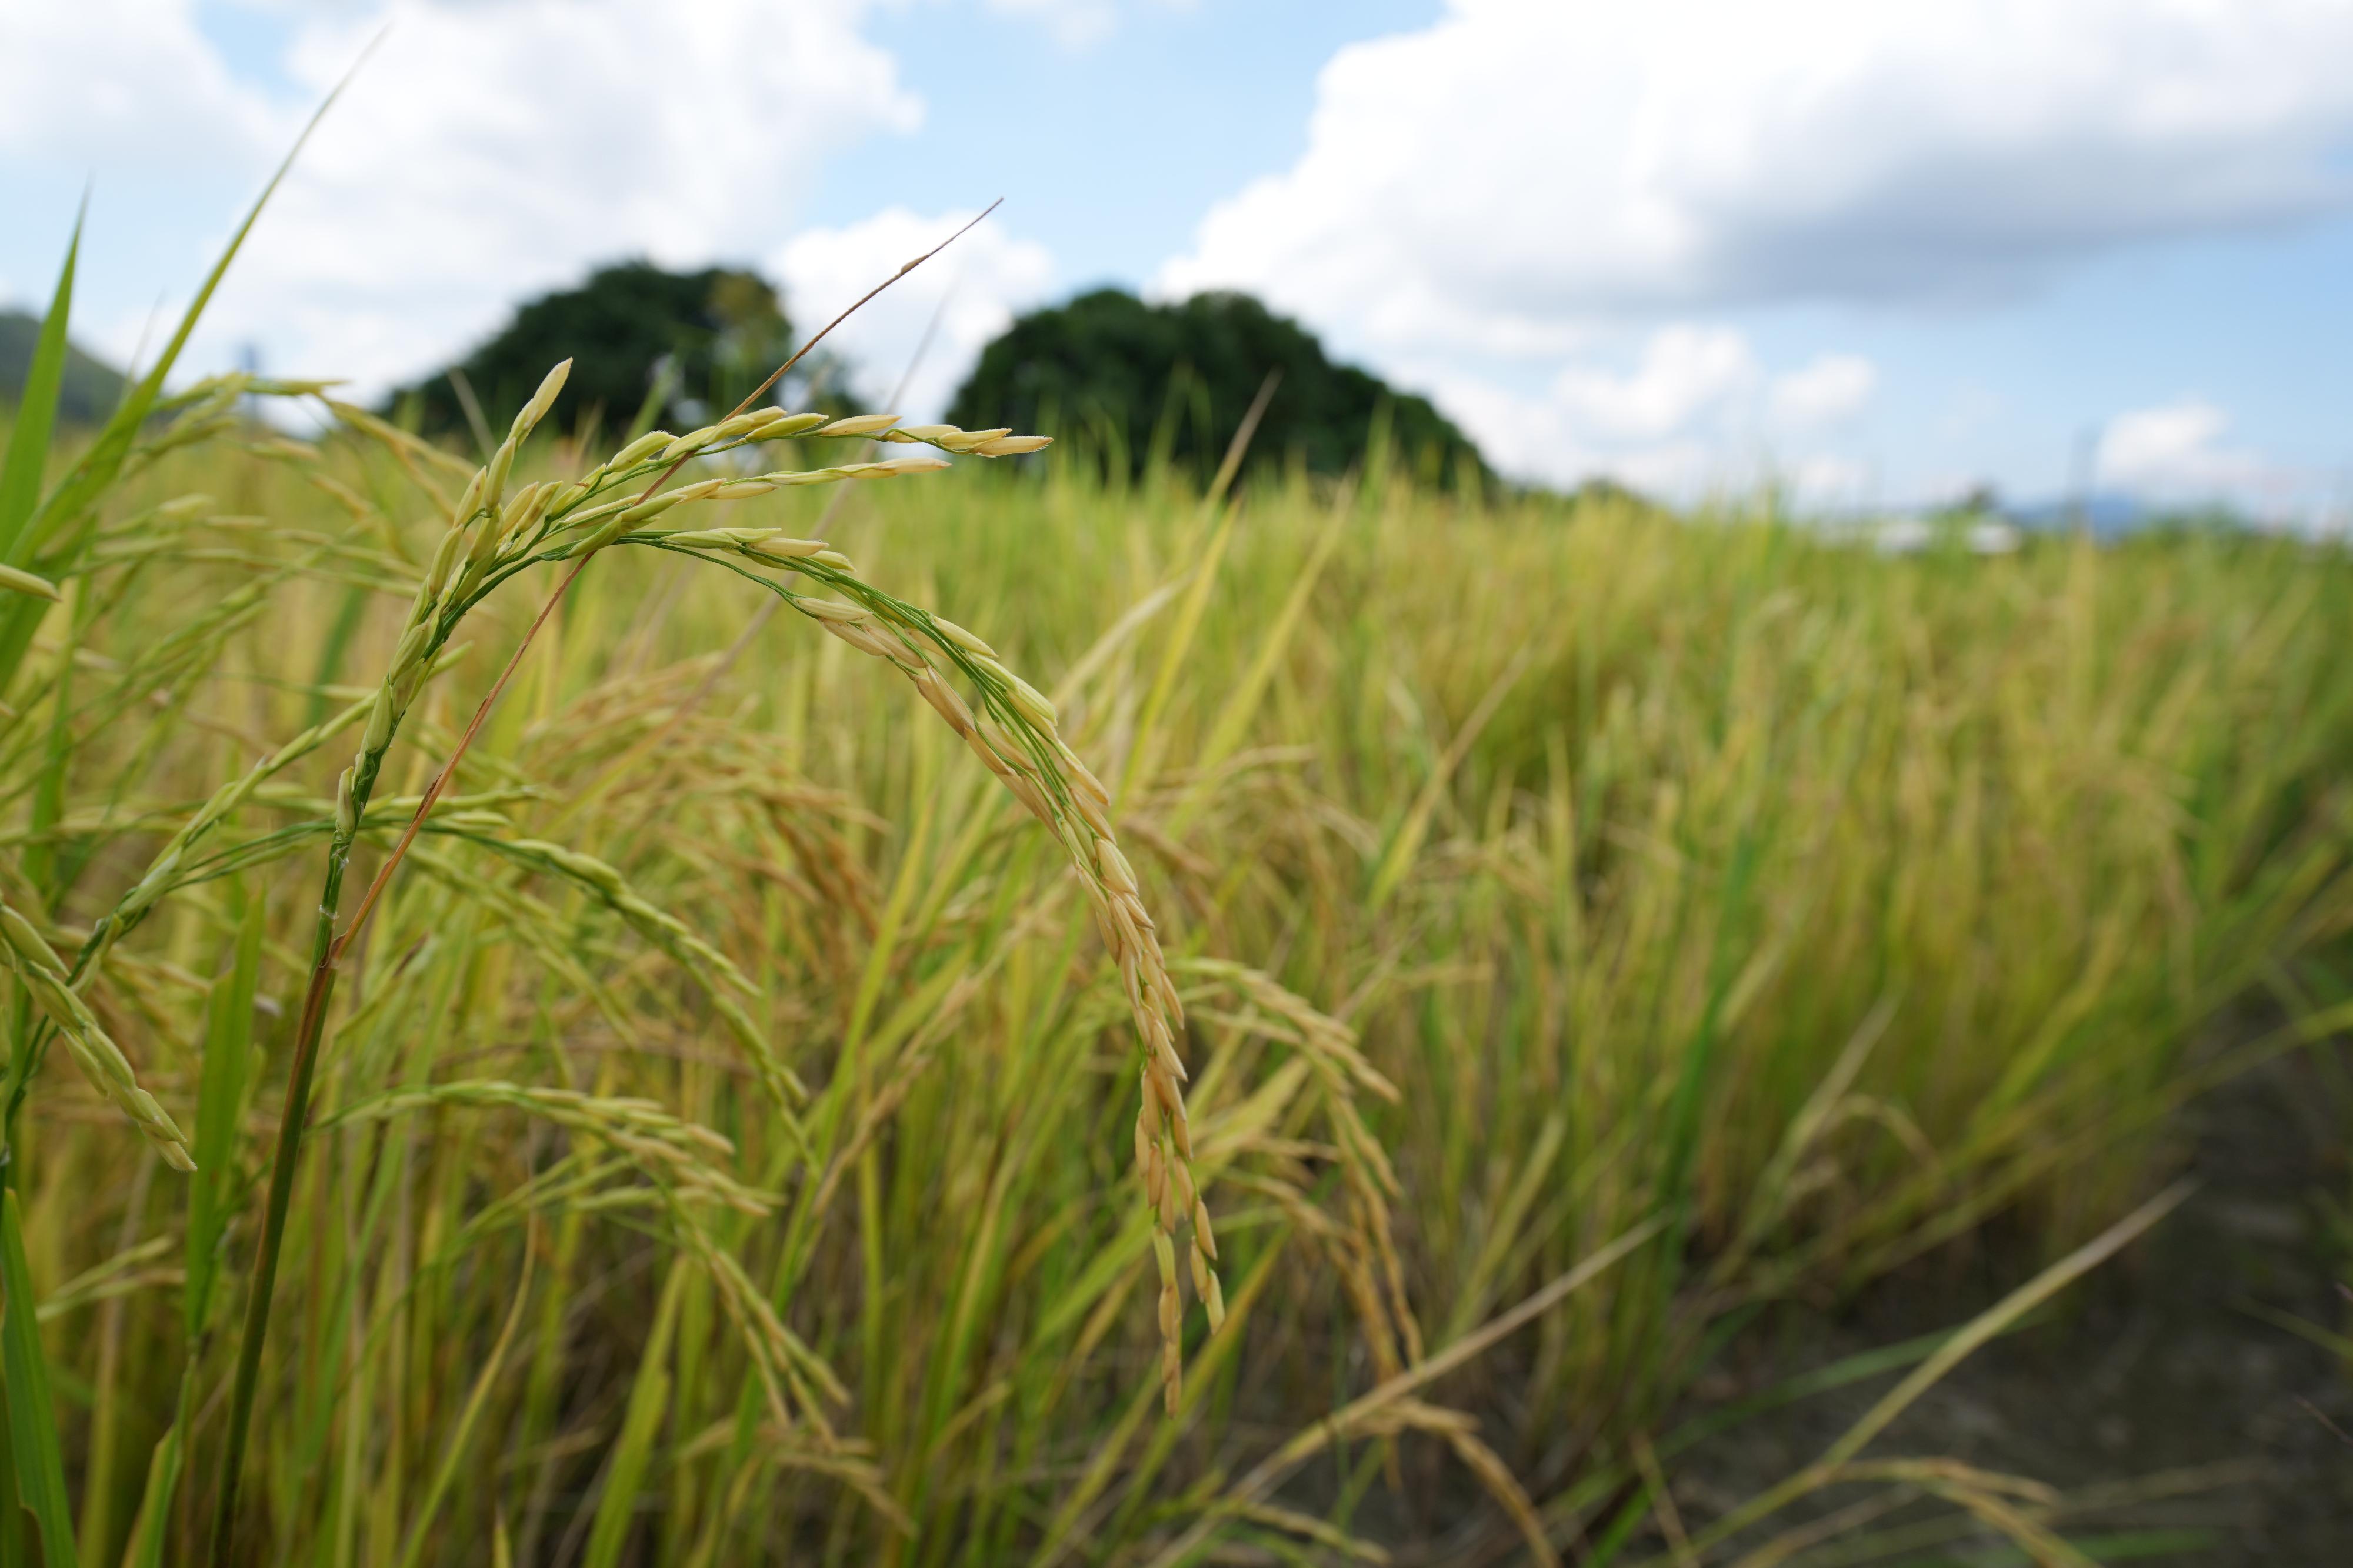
[5,0,2353,519]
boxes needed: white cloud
[1158,0,2353,359]
[1408,324,1870,501]
[2096,398,2272,496]
[0,0,277,171]
[1552,325,1757,441]
[1788,454,1870,505]
[13,0,924,399]
[771,208,1056,419]
[1769,353,1878,431]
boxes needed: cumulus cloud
[771,208,1056,419]
[2096,399,2272,496]
[1409,324,1874,500]
[0,0,276,170]
[1769,354,1878,432]
[1159,0,2353,358]
[1552,325,1758,441]
[1788,454,1871,505]
[8,0,924,398]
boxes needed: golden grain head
[752,409,828,439]
[792,597,868,625]
[1005,675,1058,732]
[972,434,1052,457]
[619,489,691,526]
[661,425,722,462]
[609,428,675,467]
[422,524,468,598]
[0,563,63,602]
[815,413,902,438]
[938,428,1011,453]
[898,666,966,730]
[514,358,572,436]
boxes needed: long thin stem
[204,848,349,1567]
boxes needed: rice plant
[4,171,2352,1565]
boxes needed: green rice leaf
[118,1420,183,1568]
[0,74,356,695]
[0,209,81,569]
[0,1189,80,1567]
[185,884,264,1339]
[582,1264,684,1568]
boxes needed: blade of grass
[394,1231,536,1568]
[1118,369,1279,799]
[118,1417,183,1568]
[0,206,81,566]
[582,1261,685,1568]
[0,49,368,694]
[186,883,264,1337]
[1165,472,1354,839]
[1,1190,79,1567]
[1365,646,1532,911]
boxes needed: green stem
[205,810,362,1567]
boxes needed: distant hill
[1816,491,2259,543]
[2001,492,2267,538]
[0,309,129,424]
[947,288,1490,486]
[389,261,836,440]
[2002,492,2156,538]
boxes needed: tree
[390,262,818,438]
[945,288,1489,485]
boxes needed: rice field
[3,215,2353,1566]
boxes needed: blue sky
[5,0,2352,519]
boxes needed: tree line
[391,263,1491,484]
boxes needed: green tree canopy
[945,288,1489,485]
[391,262,806,439]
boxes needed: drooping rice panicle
[0,890,193,1170]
